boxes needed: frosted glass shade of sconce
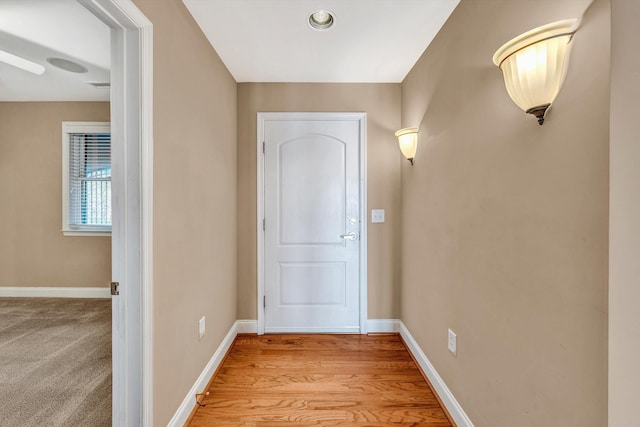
[493,19,578,125]
[395,127,418,165]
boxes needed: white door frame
[79,1,153,425]
[256,112,367,335]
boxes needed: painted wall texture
[609,0,640,425]
[103,0,620,424]
[0,102,111,288]
[236,83,402,320]
[131,0,237,424]
[400,0,609,426]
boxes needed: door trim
[79,1,153,425]
[257,112,367,335]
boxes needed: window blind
[68,133,111,228]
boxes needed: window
[62,122,111,236]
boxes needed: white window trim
[62,121,112,237]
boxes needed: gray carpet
[0,298,111,427]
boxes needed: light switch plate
[371,209,385,223]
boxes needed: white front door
[260,113,365,333]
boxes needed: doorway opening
[0,1,112,425]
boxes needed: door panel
[278,136,346,245]
[264,117,361,332]
[280,262,346,306]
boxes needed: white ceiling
[0,0,110,101]
[182,0,460,83]
[0,0,460,101]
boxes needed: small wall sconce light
[492,19,578,125]
[395,127,418,165]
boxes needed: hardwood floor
[188,334,453,426]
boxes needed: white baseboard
[235,319,257,333]
[0,286,111,298]
[167,320,242,427]
[399,322,474,427]
[367,318,401,333]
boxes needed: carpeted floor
[0,297,111,427]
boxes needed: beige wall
[131,0,237,424]
[609,0,640,425]
[237,83,402,320]
[0,102,111,287]
[400,1,609,426]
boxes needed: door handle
[339,231,358,241]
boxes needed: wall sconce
[395,127,418,165]
[492,19,578,125]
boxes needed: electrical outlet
[371,209,385,223]
[199,316,206,340]
[448,329,457,355]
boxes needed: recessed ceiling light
[0,49,45,75]
[309,10,335,31]
[47,57,88,74]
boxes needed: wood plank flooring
[188,334,453,427]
